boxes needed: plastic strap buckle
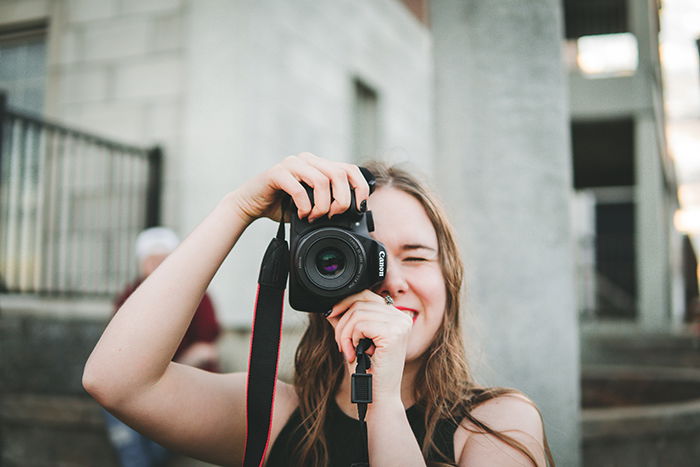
[351,373,372,404]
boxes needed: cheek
[409,267,446,332]
[413,267,446,310]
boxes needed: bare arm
[327,292,426,466]
[82,153,370,465]
[83,191,250,402]
[366,400,427,466]
[83,192,253,464]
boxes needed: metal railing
[0,92,162,297]
[574,224,637,320]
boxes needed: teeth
[397,308,417,320]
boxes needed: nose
[374,254,408,298]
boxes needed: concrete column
[635,115,670,330]
[430,1,580,465]
[629,0,672,331]
[669,214,686,331]
[629,0,661,78]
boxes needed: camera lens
[297,228,364,293]
[316,248,345,277]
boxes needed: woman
[83,153,553,466]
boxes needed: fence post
[0,92,5,293]
[145,145,163,228]
[0,90,6,190]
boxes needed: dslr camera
[288,168,387,313]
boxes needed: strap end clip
[351,373,372,404]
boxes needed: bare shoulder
[276,378,299,408]
[269,379,300,440]
[465,393,544,437]
[453,392,547,467]
[99,366,299,467]
[261,379,300,464]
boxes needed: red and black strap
[243,210,289,467]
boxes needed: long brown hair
[292,161,554,466]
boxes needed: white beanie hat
[136,227,180,260]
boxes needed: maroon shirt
[113,278,222,372]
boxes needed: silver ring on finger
[384,295,394,306]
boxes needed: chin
[404,345,430,365]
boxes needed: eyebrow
[400,244,437,253]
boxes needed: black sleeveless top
[266,399,459,466]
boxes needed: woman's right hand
[233,152,371,224]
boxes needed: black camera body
[288,173,387,313]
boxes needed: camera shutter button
[366,211,375,232]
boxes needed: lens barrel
[296,228,366,294]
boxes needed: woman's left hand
[325,290,413,402]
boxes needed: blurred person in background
[102,226,222,467]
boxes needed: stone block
[0,313,107,395]
[0,393,110,464]
[0,393,216,466]
[160,177,182,230]
[152,11,183,52]
[120,0,181,15]
[66,0,117,24]
[82,18,150,62]
[0,0,50,26]
[143,97,181,145]
[2,416,118,466]
[54,66,110,104]
[60,101,147,145]
[2,394,105,426]
[50,29,81,65]
[113,55,182,99]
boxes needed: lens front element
[297,228,366,294]
[316,247,346,277]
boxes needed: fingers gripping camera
[288,168,387,313]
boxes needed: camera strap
[242,196,374,467]
[351,338,373,467]
[242,211,289,467]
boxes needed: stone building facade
[7,1,689,465]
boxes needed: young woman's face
[368,187,446,363]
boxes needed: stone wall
[0,298,220,466]
[1,300,119,465]
[180,0,433,327]
[0,0,434,327]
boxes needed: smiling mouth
[395,306,418,323]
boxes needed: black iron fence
[0,92,162,297]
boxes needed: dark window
[595,202,636,319]
[352,79,379,162]
[572,118,635,189]
[0,21,47,113]
[683,235,698,322]
[564,0,628,39]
